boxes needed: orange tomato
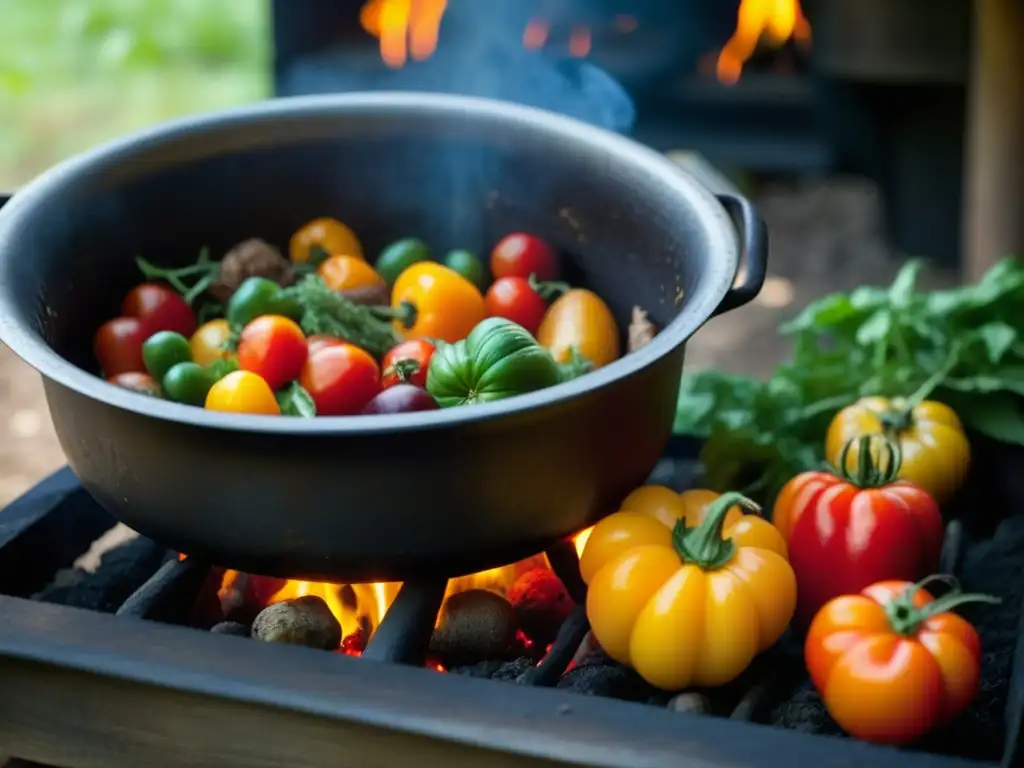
[536,289,620,369]
[317,254,385,292]
[289,217,363,264]
[391,262,486,343]
[205,370,281,415]
[306,334,346,356]
[806,578,994,745]
[299,343,381,416]
[237,315,308,390]
[189,319,232,367]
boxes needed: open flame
[359,0,450,69]
[226,528,592,652]
[716,0,811,84]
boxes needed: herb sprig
[675,258,1024,505]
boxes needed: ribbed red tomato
[237,315,308,390]
[122,283,197,337]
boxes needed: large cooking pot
[0,93,766,581]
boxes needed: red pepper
[772,435,944,630]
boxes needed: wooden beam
[962,0,1024,282]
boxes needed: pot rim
[0,91,738,435]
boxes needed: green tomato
[142,331,193,382]
[375,238,431,285]
[426,317,562,407]
[162,362,220,406]
[226,277,301,328]
[443,249,487,290]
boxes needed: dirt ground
[0,175,958,508]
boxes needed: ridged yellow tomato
[582,488,795,690]
[825,397,969,505]
[536,289,620,369]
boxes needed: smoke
[279,1,635,134]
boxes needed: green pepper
[162,362,221,406]
[226,277,302,328]
[142,331,193,382]
[443,249,487,290]
[426,317,562,407]
[375,238,431,285]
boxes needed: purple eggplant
[361,383,439,415]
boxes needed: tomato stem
[835,434,902,488]
[672,491,759,571]
[385,358,420,382]
[882,347,962,431]
[885,575,1000,637]
[137,249,220,306]
[528,273,571,302]
[370,300,418,330]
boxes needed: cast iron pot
[0,93,766,581]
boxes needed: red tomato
[237,315,308,390]
[122,283,197,337]
[381,339,435,389]
[300,344,381,416]
[94,317,147,376]
[773,437,944,630]
[306,334,346,356]
[484,276,548,334]
[107,371,161,397]
[805,578,989,745]
[490,233,559,281]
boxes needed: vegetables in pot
[190,319,233,366]
[426,317,562,407]
[289,217,363,265]
[122,283,197,337]
[490,233,558,281]
[582,490,795,690]
[142,331,193,383]
[94,317,147,376]
[443,249,487,290]
[299,343,381,416]
[806,576,998,745]
[317,255,385,292]
[537,288,620,370]
[375,238,431,286]
[390,262,487,343]
[826,396,970,506]
[773,435,944,629]
[361,383,439,414]
[205,370,281,415]
[485,275,568,336]
[381,339,435,390]
[236,315,308,390]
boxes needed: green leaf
[978,322,1017,363]
[277,382,316,418]
[856,309,891,345]
[888,259,923,308]
[952,392,1024,445]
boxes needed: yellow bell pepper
[581,487,796,691]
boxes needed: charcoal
[251,595,341,650]
[667,693,712,715]
[507,568,574,647]
[211,621,250,637]
[430,589,518,666]
[33,536,167,613]
[556,662,653,702]
[451,656,535,683]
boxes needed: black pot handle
[713,193,769,315]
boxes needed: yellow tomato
[289,217,363,263]
[536,289,620,369]
[825,397,970,505]
[391,262,486,343]
[205,370,281,415]
[582,488,795,690]
[317,254,385,292]
[189,319,232,367]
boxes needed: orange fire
[359,0,449,68]
[251,528,592,649]
[716,0,811,84]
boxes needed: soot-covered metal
[0,437,1020,768]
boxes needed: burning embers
[195,537,585,671]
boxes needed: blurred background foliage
[0,0,269,188]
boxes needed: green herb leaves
[675,257,1024,505]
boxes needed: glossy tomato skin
[237,315,308,390]
[490,233,558,281]
[536,288,620,369]
[306,334,346,356]
[381,339,435,389]
[773,472,944,630]
[205,370,281,415]
[391,263,486,343]
[361,383,439,414]
[94,316,147,376]
[107,371,161,397]
[289,217,363,263]
[806,580,982,745]
[122,283,197,337]
[485,277,548,335]
[299,344,381,416]
[189,319,232,366]
[317,254,385,291]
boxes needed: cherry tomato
[190,319,232,367]
[490,233,558,281]
[289,217,363,264]
[299,344,381,416]
[485,277,548,334]
[381,339,435,389]
[317,254,385,292]
[806,579,989,745]
[142,331,193,383]
[107,371,161,397]
[307,334,346,356]
[536,289,621,369]
[205,370,281,415]
[237,315,308,390]
[122,283,197,337]
[94,316,147,376]
[163,362,221,406]
[362,383,439,414]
